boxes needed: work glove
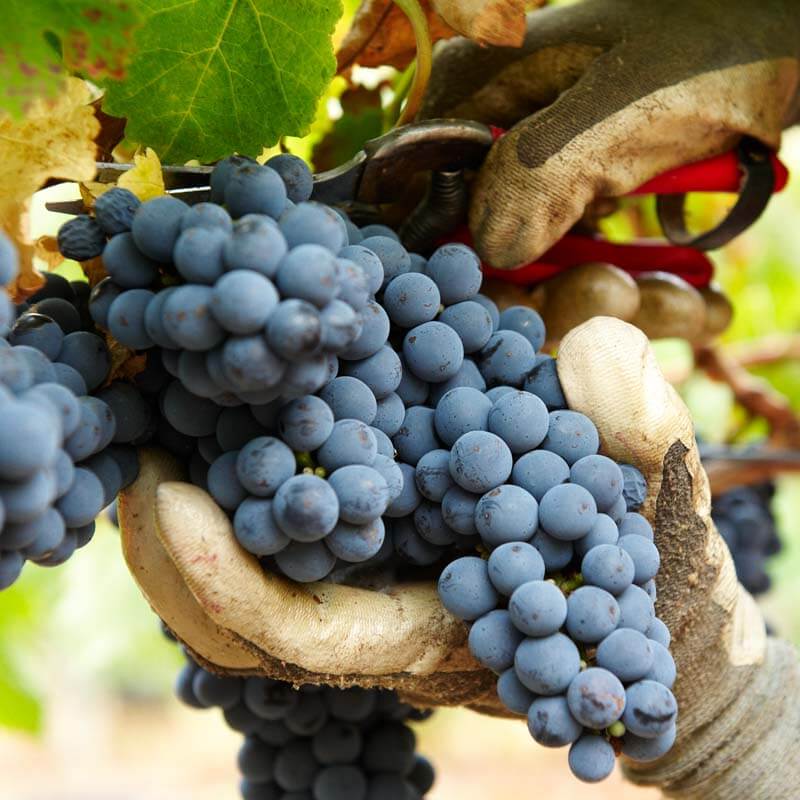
[420,0,800,268]
[119,317,800,797]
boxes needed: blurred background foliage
[1,0,799,795]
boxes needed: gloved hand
[120,317,800,797]
[420,0,800,268]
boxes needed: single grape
[339,245,383,295]
[223,215,288,276]
[567,667,626,728]
[427,358,487,408]
[487,542,545,596]
[277,395,334,452]
[597,628,655,683]
[208,452,248,510]
[335,258,370,311]
[234,498,290,556]
[487,390,549,454]
[341,345,401,400]
[497,668,535,715]
[266,154,313,203]
[425,243,481,304]
[538,483,598,541]
[107,289,155,350]
[620,463,648,510]
[393,406,439,466]
[619,534,661,584]
[328,465,389,525]
[57,215,106,261]
[528,695,583,748]
[498,306,545,352]
[275,539,337,582]
[57,331,110,391]
[225,163,287,220]
[276,244,339,308]
[566,585,620,643]
[619,512,655,541]
[236,437,296,498]
[449,431,512,494]
[413,501,458,546]
[312,721,363,765]
[440,486,479,536]
[645,641,676,689]
[131,195,188,262]
[433,386,492,447]
[438,300,494,353]
[478,330,536,387]
[280,202,347,253]
[371,392,405,437]
[209,270,279,335]
[622,680,678,738]
[569,454,624,512]
[162,285,225,351]
[524,355,566,410]
[511,449,570,502]
[468,609,524,672]
[514,633,581,695]
[437,556,498,621]
[621,724,677,762]
[509,580,567,637]
[360,236,411,287]
[475,484,539,547]
[531,529,574,571]
[56,467,104,527]
[385,463,421,518]
[325,518,385,563]
[272,739,318,792]
[180,202,233,233]
[10,313,64,360]
[413,449,453,503]
[568,735,616,783]
[646,617,671,648]
[383,272,441,329]
[403,321,464,383]
[616,584,655,633]
[581,544,635,595]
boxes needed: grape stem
[392,0,432,126]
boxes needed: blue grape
[433,386,492,447]
[280,202,347,253]
[393,406,439,466]
[282,352,330,397]
[266,299,322,360]
[57,215,106,261]
[266,154,313,203]
[509,580,567,636]
[331,210,361,247]
[476,484,539,547]
[449,431,512,494]
[360,236,410,287]
[64,401,103,461]
[581,544,635,595]
[284,692,328,736]
[568,735,616,783]
[566,586,620,643]
[236,437,296,497]
[541,410,600,465]
[16,344,56,383]
[56,467,104,527]
[478,330,536,388]
[468,609,524,672]
[107,289,155,350]
[37,529,78,566]
[510,450,570,504]
[30,297,81,334]
[395,356,428,407]
[403,321,464,383]
[440,486,478,536]
[620,463,647,510]
[622,680,677,738]
[359,224,398,241]
[223,215,288,276]
[0,400,59,479]
[408,755,435,795]
[616,584,655,633]
[162,285,225,351]
[413,501,458,546]
[274,538,336,583]
[621,724,677,762]
[193,670,242,709]
[96,381,150,443]
[208,452,248,510]
[597,628,654,682]
[320,299,363,353]
[57,331,110,391]
[102,232,160,288]
[132,195,188,262]
[10,314,64,359]
[0,551,24,589]
[569,455,624,512]
[325,518,385,563]
[437,556,498,621]
[498,306,545,352]
[0,349,34,394]
[225,163,287,220]
[425,244,481,304]
[524,355,566,410]
[312,721,363,765]
[163,380,220,436]
[487,390,548,454]
[277,396,334,452]
[618,534,660,583]
[273,474,339,542]
[23,512,66,560]
[394,517,443,565]
[645,641,676,689]
[497,668,535,715]
[222,335,285,391]
[385,463,421,517]
[619,512,654,541]
[313,765,366,800]
[371,455,403,502]
[276,245,339,308]
[643,579,657,603]
[607,493,627,525]
[528,696,582,747]
[317,419,377,471]
[28,272,74,302]
[438,300,493,353]
[342,346,401,400]
[338,245,383,295]
[180,202,233,233]
[370,426,395,459]
[415,449,454,503]
[173,226,228,284]
[371,392,404,437]
[470,293,499,330]
[273,739,317,791]
[487,542,545,596]
[94,187,141,235]
[52,362,87,395]
[427,358,487,407]
[567,667,626,728]
[233,498,290,556]
[177,350,220,398]
[647,618,671,648]
[215,406,266,451]
[383,273,440,328]
[514,633,580,695]
[2,508,63,550]
[89,278,123,329]
[538,483,598,541]
[328,465,388,524]
[237,737,275,781]
[574,513,619,558]
[210,156,257,203]
[334,258,370,311]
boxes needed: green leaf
[1,0,139,117]
[102,0,344,163]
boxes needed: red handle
[489,126,788,195]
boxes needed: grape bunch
[712,482,780,596]
[176,655,436,800]
[0,232,144,589]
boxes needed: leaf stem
[384,60,416,131]
[392,0,432,126]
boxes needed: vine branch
[392,0,433,126]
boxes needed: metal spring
[399,170,468,255]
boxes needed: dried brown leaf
[33,235,65,270]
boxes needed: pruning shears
[47,119,789,289]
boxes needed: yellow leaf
[33,235,65,270]
[79,181,113,210]
[118,148,166,201]
[0,77,99,296]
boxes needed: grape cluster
[712,482,780,596]
[176,656,436,800]
[0,232,143,589]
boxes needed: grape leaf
[101,0,344,164]
[117,148,166,200]
[1,0,139,117]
